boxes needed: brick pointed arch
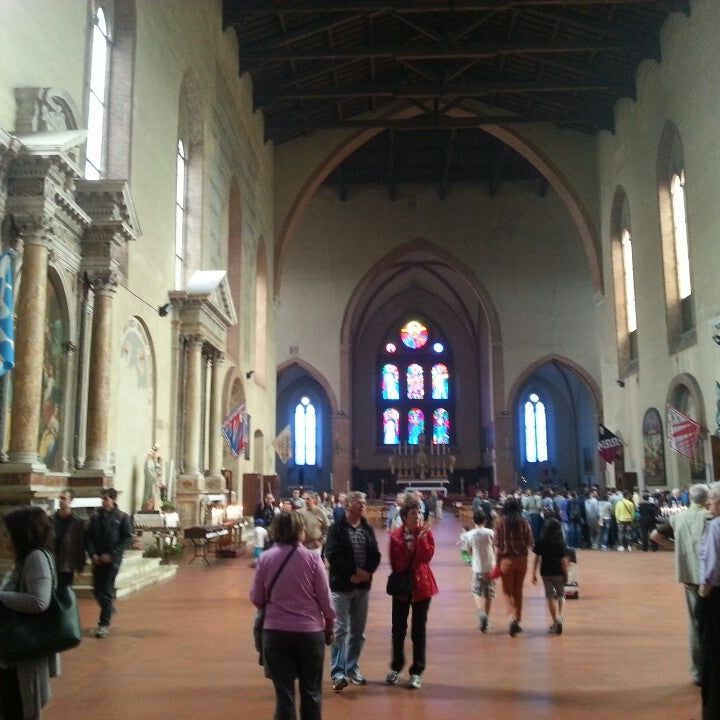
[273,107,602,298]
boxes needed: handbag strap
[265,545,297,605]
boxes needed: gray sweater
[0,549,60,720]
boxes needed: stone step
[74,551,178,599]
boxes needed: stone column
[208,353,224,478]
[184,335,203,476]
[9,230,52,466]
[85,273,117,473]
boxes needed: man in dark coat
[53,488,87,587]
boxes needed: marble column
[208,353,224,478]
[85,276,117,472]
[9,232,51,465]
[184,336,203,476]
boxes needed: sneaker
[332,676,348,692]
[348,669,367,685]
[95,626,110,638]
[617,546,625,552]
[509,619,520,637]
[548,623,558,634]
[408,674,422,689]
[556,620,563,635]
[479,612,489,633]
[385,670,401,685]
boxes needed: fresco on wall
[38,281,66,469]
[675,384,706,481]
[118,318,155,510]
[642,407,666,487]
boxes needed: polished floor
[45,515,700,720]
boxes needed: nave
[46,516,698,720]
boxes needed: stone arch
[508,354,602,488]
[274,109,602,298]
[276,357,339,416]
[666,372,707,484]
[339,237,508,488]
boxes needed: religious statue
[143,444,163,509]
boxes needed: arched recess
[339,238,507,491]
[221,370,245,495]
[254,237,268,386]
[274,106,602,298]
[276,359,336,494]
[117,315,157,510]
[666,373,707,485]
[508,355,601,489]
[226,179,242,364]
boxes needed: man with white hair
[697,481,720,719]
[651,482,711,685]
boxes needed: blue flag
[0,251,15,376]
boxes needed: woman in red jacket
[385,497,438,690]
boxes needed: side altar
[388,436,455,496]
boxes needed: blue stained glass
[431,364,449,400]
[383,409,400,445]
[381,363,400,400]
[408,408,425,445]
[433,408,450,444]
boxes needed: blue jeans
[331,588,370,679]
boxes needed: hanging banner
[666,404,702,459]
[272,424,292,464]
[222,402,248,459]
[0,250,15,376]
[598,424,623,463]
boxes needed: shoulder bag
[253,545,297,665]
[386,539,416,598]
[0,550,82,664]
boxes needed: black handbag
[253,546,297,665]
[0,550,82,664]
[386,568,413,597]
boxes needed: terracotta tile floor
[45,515,700,720]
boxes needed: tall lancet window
[85,7,110,179]
[294,397,317,466]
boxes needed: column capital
[183,333,205,348]
[86,269,120,295]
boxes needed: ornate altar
[388,436,455,495]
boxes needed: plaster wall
[596,0,720,485]
[277,181,600,473]
[0,1,276,510]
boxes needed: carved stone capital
[86,269,120,295]
[182,333,205,348]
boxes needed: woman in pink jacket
[385,497,438,690]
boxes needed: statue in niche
[143,444,163,510]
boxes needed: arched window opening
[524,392,548,463]
[621,229,637,334]
[294,396,317,466]
[671,171,692,307]
[378,318,453,445]
[174,139,187,290]
[85,7,110,179]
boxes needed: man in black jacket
[85,488,133,638]
[325,490,381,692]
[54,489,87,587]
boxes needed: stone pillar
[332,412,351,496]
[85,274,117,473]
[9,230,52,466]
[208,353,224,479]
[184,336,203,476]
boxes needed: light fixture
[615,379,625,388]
[158,303,171,317]
[246,370,255,379]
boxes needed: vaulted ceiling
[224,1,689,194]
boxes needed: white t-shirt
[253,526,269,549]
[464,527,495,573]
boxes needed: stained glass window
[407,408,425,445]
[378,318,453,445]
[383,409,400,445]
[294,397,317,465]
[381,364,399,400]
[401,320,428,349]
[433,409,450,445]
[431,364,449,400]
[406,363,424,399]
[524,393,548,463]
